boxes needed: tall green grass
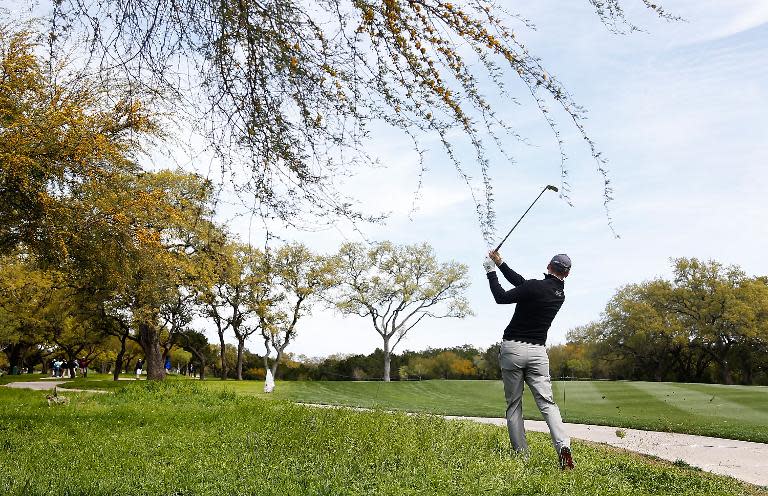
[0,383,764,495]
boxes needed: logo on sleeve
[554,290,564,297]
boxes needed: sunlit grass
[51,374,768,442]
[1,383,764,495]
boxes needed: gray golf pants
[499,340,570,454]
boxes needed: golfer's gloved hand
[483,258,496,273]
[489,250,502,266]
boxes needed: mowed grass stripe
[579,381,680,427]
[671,383,768,421]
[551,380,614,422]
[630,382,765,422]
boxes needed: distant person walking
[135,359,143,379]
[484,251,575,470]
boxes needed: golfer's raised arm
[489,251,526,286]
[486,270,530,304]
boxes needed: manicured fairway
[201,379,768,443]
[57,375,768,443]
[1,383,765,495]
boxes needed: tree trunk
[7,343,23,374]
[113,334,128,381]
[236,339,244,380]
[269,342,290,381]
[218,331,227,380]
[382,336,391,382]
[199,359,206,380]
[722,361,733,385]
[270,352,281,381]
[138,322,165,381]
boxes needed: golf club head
[546,185,559,192]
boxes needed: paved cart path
[4,380,109,393]
[4,381,766,487]
[306,403,768,487]
[446,415,768,487]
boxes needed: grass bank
[0,383,764,495]
[56,375,768,443]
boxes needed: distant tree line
[550,259,768,385]
[273,345,503,381]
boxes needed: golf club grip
[494,185,550,252]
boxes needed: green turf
[0,383,764,495]
[51,375,768,443]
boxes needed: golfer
[484,251,574,470]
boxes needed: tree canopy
[38,0,675,237]
[334,241,471,380]
[0,27,156,258]
[569,258,768,384]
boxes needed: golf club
[494,185,558,252]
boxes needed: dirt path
[4,380,67,390]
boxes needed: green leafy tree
[335,241,471,381]
[178,330,215,380]
[576,258,768,384]
[0,27,156,258]
[668,259,768,384]
[63,169,221,380]
[199,242,266,380]
[258,244,337,382]
[0,255,55,372]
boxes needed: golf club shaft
[494,185,551,252]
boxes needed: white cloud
[701,1,768,42]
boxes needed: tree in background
[477,342,502,380]
[178,330,215,380]
[259,244,337,381]
[62,169,221,380]
[335,242,471,381]
[199,243,267,380]
[198,241,234,380]
[668,259,768,384]
[0,256,57,373]
[547,341,593,380]
[573,258,768,384]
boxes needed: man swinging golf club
[483,250,575,470]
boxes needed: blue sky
[218,0,768,360]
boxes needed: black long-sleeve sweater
[487,262,565,345]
